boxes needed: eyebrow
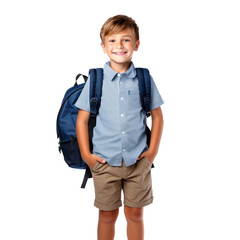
[108,34,133,38]
[121,35,132,38]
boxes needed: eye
[123,39,130,42]
[109,39,115,43]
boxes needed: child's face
[101,28,140,69]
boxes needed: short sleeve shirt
[75,62,164,167]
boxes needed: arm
[76,109,105,169]
[137,106,164,163]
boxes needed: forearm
[76,118,91,160]
[75,110,105,168]
[148,108,164,156]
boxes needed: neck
[110,61,131,73]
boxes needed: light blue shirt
[75,62,164,167]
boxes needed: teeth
[114,52,126,55]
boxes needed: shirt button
[120,113,124,117]
[118,73,120,77]
[123,149,126,152]
[122,131,125,134]
[120,97,123,100]
[120,81,122,84]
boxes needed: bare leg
[98,208,119,240]
[124,206,144,240]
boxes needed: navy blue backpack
[56,68,152,188]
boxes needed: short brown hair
[100,15,139,44]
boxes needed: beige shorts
[91,156,153,211]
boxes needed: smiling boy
[75,15,164,240]
[101,27,139,73]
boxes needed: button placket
[118,75,127,155]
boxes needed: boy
[75,15,164,240]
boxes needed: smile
[113,52,127,55]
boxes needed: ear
[134,40,140,51]
[101,42,107,53]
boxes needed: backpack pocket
[60,138,87,169]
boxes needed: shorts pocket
[91,161,105,173]
[143,156,152,168]
[91,161,100,172]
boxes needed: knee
[124,207,143,223]
[99,209,119,223]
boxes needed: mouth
[113,52,127,56]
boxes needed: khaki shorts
[91,156,153,211]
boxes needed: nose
[116,40,123,49]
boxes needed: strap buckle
[90,97,98,117]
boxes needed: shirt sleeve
[74,75,90,112]
[150,75,164,110]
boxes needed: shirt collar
[103,61,136,81]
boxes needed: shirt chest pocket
[127,88,141,110]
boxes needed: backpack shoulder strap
[89,68,104,117]
[136,68,151,117]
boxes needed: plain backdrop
[0,0,240,239]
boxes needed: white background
[1,0,240,239]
